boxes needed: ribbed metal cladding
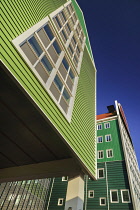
[0,179,51,210]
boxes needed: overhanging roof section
[97,112,117,121]
[1,0,97,180]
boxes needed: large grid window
[53,3,85,71]
[13,2,85,122]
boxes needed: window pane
[73,36,76,45]
[62,58,69,70]
[21,42,37,65]
[61,11,66,21]
[54,75,63,91]
[41,56,53,72]
[28,36,42,56]
[74,55,78,64]
[62,30,67,41]
[48,45,58,63]
[63,88,70,102]
[112,191,118,202]
[97,136,103,143]
[66,76,73,91]
[35,62,49,83]
[67,23,71,33]
[69,44,74,55]
[106,135,111,141]
[69,69,75,80]
[53,41,61,54]
[101,198,105,204]
[50,83,60,101]
[44,25,54,40]
[99,169,104,178]
[55,16,62,28]
[123,191,129,202]
[60,97,68,113]
[37,28,50,48]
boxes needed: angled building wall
[1,0,96,181]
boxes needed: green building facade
[45,102,140,210]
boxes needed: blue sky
[76,0,140,166]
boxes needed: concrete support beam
[65,176,84,210]
[0,158,81,183]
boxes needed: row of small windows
[13,2,85,120]
[58,190,130,207]
[88,189,131,203]
[97,134,112,143]
[97,122,110,130]
[98,149,113,159]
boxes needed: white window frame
[110,190,119,203]
[97,136,103,143]
[12,2,85,123]
[121,189,131,203]
[100,197,106,206]
[58,198,64,206]
[88,190,94,198]
[104,122,110,129]
[98,168,105,179]
[97,124,102,130]
[62,176,68,181]
[106,149,113,158]
[105,134,112,142]
[98,150,104,159]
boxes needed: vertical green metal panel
[71,0,93,58]
[1,0,96,176]
[85,162,108,210]
[47,177,67,210]
[97,119,124,162]
[107,161,133,210]
[84,161,133,210]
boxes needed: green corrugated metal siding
[97,119,124,162]
[1,0,96,176]
[107,161,133,210]
[71,0,93,58]
[85,162,108,210]
[47,177,68,210]
[85,161,133,210]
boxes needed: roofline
[97,115,118,123]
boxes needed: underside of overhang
[0,62,84,182]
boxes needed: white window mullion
[46,51,65,89]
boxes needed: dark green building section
[85,162,107,210]
[107,161,133,210]
[84,161,133,210]
[97,119,124,162]
[47,177,68,210]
